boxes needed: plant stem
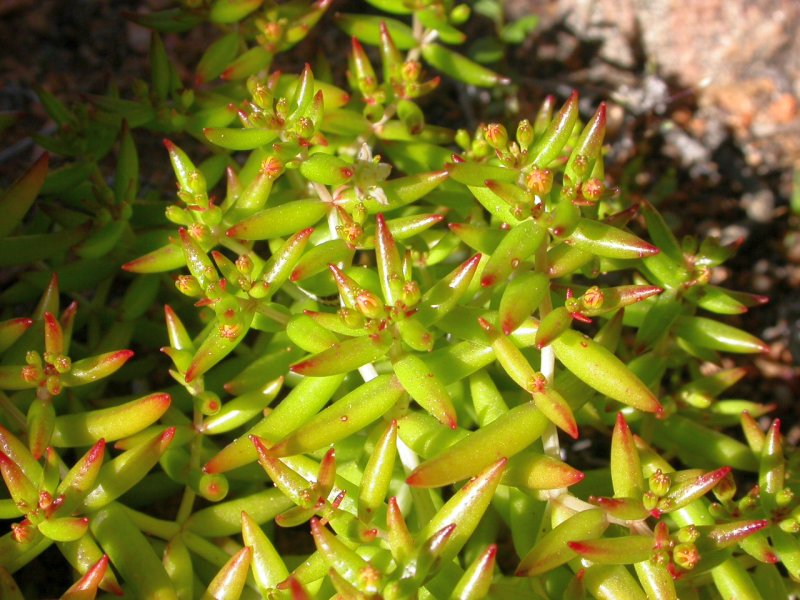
[175,408,203,525]
[121,504,180,540]
[182,529,238,567]
[535,240,560,464]
[256,302,290,327]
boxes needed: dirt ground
[0,0,797,431]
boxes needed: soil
[0,0,798,571]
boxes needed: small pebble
[741,189,775,223]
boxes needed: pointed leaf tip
[160,425,176,444]
[566,541,592,553]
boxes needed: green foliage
[0,0,796,598]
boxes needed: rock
[741,189,776,223]
[507,0,800,170]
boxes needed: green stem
[175,408,202,525]
[256,302,290,327]
[182,529,237,568]
[174,476,197,526]
[121,504,180,540]
[535,240,560,463]
[408,13,425,62]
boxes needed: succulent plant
[0,1,796,599]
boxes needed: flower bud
[515,119,534,150]
[294,116,315,139]
[22,365,41,384]
[248,280,270,299]
[677,525,699,544]
[402,60,421,83]
[652,549,670,567]
[352,202,367,225]
[338,221,363,247]
[262,21,283,44]
[581,286,604,311]
[455,129,471,150]
[450,3,471,24]
[339,308,365,329]
[12,520,35,543]
[777,488,794,508]
[247,78,272,109]
[560,182,578,204]
[642,490,659,512]
[45,375,62,396]
[401,281,421,308]
[271,96,287,119]
[672,543,699,570]
[779,517,800,533]
[582,177,604,202]
[738,493,759,513]
[38,489,54,510]
[175,275,204,297]
[187,223,212,245]
[525,168,553,196]
[571,154,589,178]
[235,254,253,276]
[53,355,71,374]
[649,469,671,496]
[484,124,508,150]
[356,290,385,319]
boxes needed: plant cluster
[0,0,797,598]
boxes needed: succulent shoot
[0,1,791,599]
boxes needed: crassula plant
[0,0,797,598]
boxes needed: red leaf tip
[405,471,422,487]
[569,470,586,485]
[160,426,177,444]
[501,318,515,336]
[566,541,590,552]
[480,275,496,288]
[615,411,630,431]
[115,349,135,361]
